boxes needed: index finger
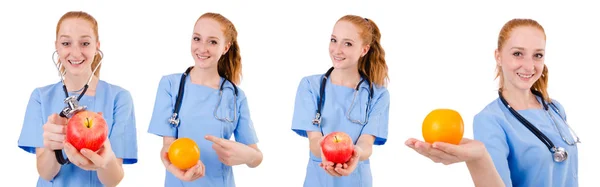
[204,135,227,147]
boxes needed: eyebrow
[511,47,545,51]
[58,35,93,39]
[331,35,355,43]
[193,33,220,40]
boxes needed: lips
[69,60,84,65]
[517,72,534,78]
[196,54,210,60]
[333,56,345,61]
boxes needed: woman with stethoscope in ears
[17,11,139,187]
[405,18,581,187]
[291,15,390,187]
[148,12,263,187]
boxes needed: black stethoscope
[498,90,581,162]
[168,66,239,138]
[312,67,374,143]
[52,50,103,165]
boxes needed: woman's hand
[332,146,362,176]
[205,135,259,166]
[161,151,205,182]
[63,139,116,171]
[42,114,67,150]
[405,138,486,165]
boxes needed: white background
[1,0,599,186]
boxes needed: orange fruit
[422,109,464,145]
[168,138,200,170]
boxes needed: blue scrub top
[473,96,578,187]
[17,80,139,187]
[148,74,259,187]
[291,75,390,187]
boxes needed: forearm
[356,140,373,161]
[466,154,504,187]
[245,146,263,168]
[309,135,322,158]
[36,148,61,181]
[97,158,124,187]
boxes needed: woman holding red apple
[291,15,390,187]
[17,11,139,187]
[405,18,580,187]
[148,12,263,187]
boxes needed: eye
[344,42,352,47]
[534,53,544,59]
[61,42,70,46]
[193,37,200,41]
[330,38,336,43]
[210,40,218,45]
[512,51,522,57]
[82,42,90,46]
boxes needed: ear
[55,40,59,51]
[96,40,101,51]
[223,42,231,55]
[494,49,501,67]
[361,44,370,57]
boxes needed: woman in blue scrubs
[148,12,263,187]
[17,11,138,187]
[291,15,390,187]
[406,18,580,187]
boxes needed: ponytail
[359,18,388,87]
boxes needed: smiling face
[329,20,370,70]
[191,17,230,70]
[55,18,100,77]
[496,26,546,92]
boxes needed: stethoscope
[498,90,581,162]
[168,66,239,138]
[51,50,104,165]
[312,67,374,143]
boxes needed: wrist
[466,151,491,168]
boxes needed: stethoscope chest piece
[61,95,87,118]
[169,113,180,127]
[552,147,568,162]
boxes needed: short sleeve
[109,90,138,164]
[291,77,320,138]
[473,112,513,187]
[361,90,390,146]
[233,94,259,145]
[18,89,44,154]
[148,76,176,137]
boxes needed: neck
[500,86,541,110]
[64,72,97,94]
[330,67,361,88]
[190,66,221,89]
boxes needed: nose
[331,43,342,55]
[69,45,84,58]
[195,42,209,53]
[522,56,536,71]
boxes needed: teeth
[517,73,534,78]
[69,60,84,65]
[334,57,345,61]
[197,54,209,59]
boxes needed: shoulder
[372,84,389,103]
[549,98,567,117]
[473,98,507,127]
[27,82,62,100]
[297,74,324,91]
[99,80,134,105]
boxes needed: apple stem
[334,136,338,143]
[85,118,91,128]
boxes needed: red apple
[66,110,108,152]
[320,132,354,164]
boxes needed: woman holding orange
[406,18,580,187]
[147,12,263,187]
